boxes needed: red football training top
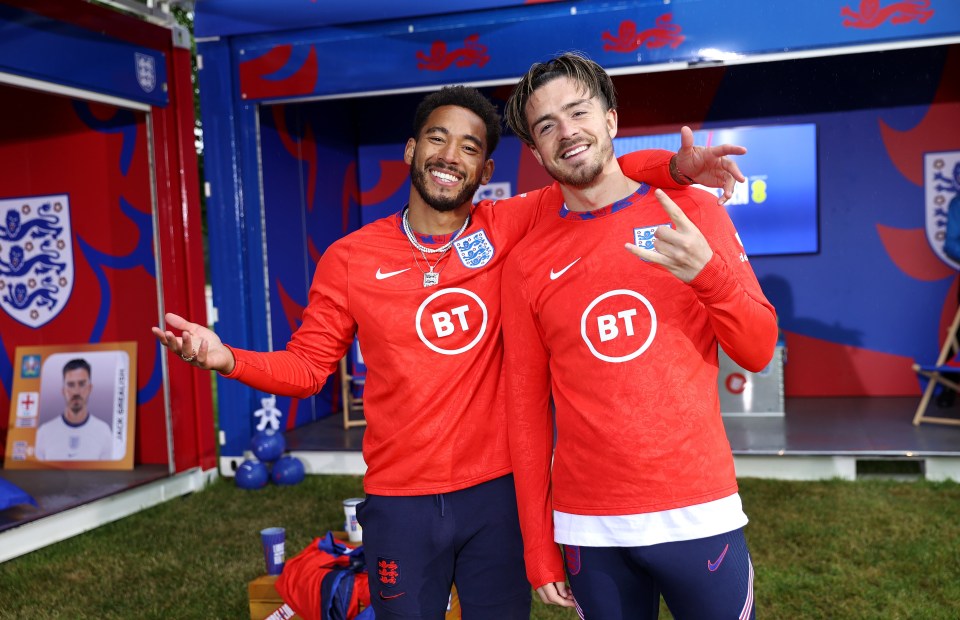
[502,183,778,587]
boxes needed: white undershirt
[553,493,748,547]
[35,414,113,461]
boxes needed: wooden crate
[445,587,462,618]
[248,574,300,620]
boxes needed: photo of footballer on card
[4,343,136,470]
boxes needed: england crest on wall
[135,52,157,93]
[0,194,75,328]
[924,151,960,268]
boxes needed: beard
[410,163,480,213]
[69,398,84,413]
[542,136,614,189]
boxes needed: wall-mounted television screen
[614,124,819,256]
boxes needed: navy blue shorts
[565,528,755,620]
[356,474,531,619]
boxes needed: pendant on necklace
[423,271,440,287]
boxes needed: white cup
[343,497,364,542]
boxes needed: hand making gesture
[625,188,714,283]
[674,125,747,205]
[151,312,236,374]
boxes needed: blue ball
[235,458,269,490]
[271,455,306,486]
[251,429,286,463]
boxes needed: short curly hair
[505,52,617,146]
[412,85,502,157]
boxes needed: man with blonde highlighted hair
[502,52,775,619]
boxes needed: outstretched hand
[152,312,235,374]
[674,125,747,205]
[625,188,713,283]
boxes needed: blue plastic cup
[260,527,286,575]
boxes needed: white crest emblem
[0,194,75,328]
[454,229,495,269]
[135,52,157,93]
[633,223,671,252]
[925,151,960,268]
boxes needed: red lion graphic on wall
[416,34,490,71]
[602,15,685,53]
[841,0,934,28]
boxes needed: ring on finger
[181,351,197,363]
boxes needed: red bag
[274,532,372,620]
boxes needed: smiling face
[405,105,494,213]
[524,76,618,189]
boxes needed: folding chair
[912,305,960,426]
[340,337,367,429]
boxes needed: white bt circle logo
[415,288,488,355]
[580,289,656,363]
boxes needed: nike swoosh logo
[549,257,581,280]
[707,543,729,572]
[376,267,411,280]
[379,591,406,600]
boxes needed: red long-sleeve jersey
[223,151,681,496]
[502,183,778,588]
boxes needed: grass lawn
[0,475,958,619]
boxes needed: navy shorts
[565,528,755,620]
[356,474,531,619]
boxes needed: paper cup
[260,527,286,575]
[343,498,364,542]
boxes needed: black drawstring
[434,494,446,517]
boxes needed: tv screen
[614,124,819,256]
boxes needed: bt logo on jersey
[416,288,488,355]
[581,289,657,363]
[597,308,639,342]
[432,305,470,337]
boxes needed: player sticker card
[4,341,137,470]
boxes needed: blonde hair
[505,51,617,145]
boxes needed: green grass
[0,476,958,619]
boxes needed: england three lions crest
[454,229,494,269]
[0,195,75,328]
[633,223,672,252]
[135,52,157,93]
[925,151,960,268]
